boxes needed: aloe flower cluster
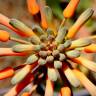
[0,0,96,96]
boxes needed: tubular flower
[63,0,80,18]
[27,0,39,15]
[0,1,96,96]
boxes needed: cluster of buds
[0,0,96,96]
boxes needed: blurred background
[0,0,96,96]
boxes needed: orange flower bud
[84,44,96,53]
[27,0,39,15]
[21,92,30,96]
[63,0,80,18]
[38,0,48,29]
[0,67,14,80]
[0,30,10,42]
[61,87,71,96]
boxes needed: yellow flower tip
[0,67,14,80]
[60,87,71,96]
[21,92,30,96]
[84,44,96,53]
[63,0,80,18]
[45,79,53,96]
[0,30,10,42]
[27,0,39,15]
[73,69,96,96]
[68,38,92,50]
[64,68,80,87]
[71,57,96,72]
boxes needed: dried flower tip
[54,61,62,69]
[73,69,96,96]
[55,27,67,44]
[48,68,57,81]
[69,38,92,49]
[52,50,59,57]
[63,0,80,18]
[66,50,80,58]
[0,67,14,80]
[45,79,53,96]
[25,54,38,64]
[61,87,71,96]
[84,44,96,53]
[38,58,46,65]
[71,57,96,72]
[46,56,54,63]
[67,8,94,38]
[39,51,48,57]
[11,65,31,84]
[59,53,66,61]
[64,68,80,87]
[27,0,39,15]
[0,30,10,42]
[32,25,45,36]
